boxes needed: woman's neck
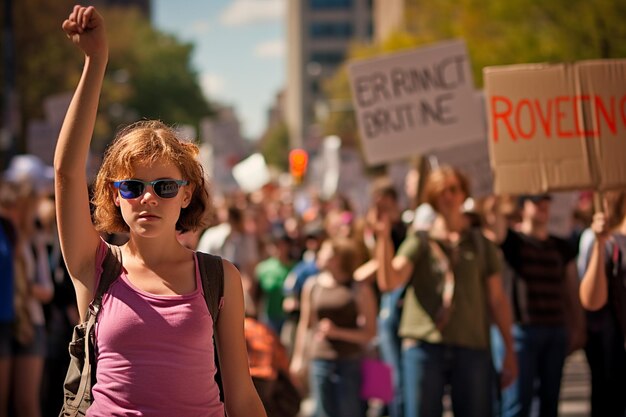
[124,233,187,264]
[519,219,549,240]
[433,213,468,243]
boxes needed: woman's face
[114,159,192,238]
[435,175,465,217]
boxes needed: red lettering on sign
[555,96,574,138]
[491,96,516,142]
[534,99,552,137]
[595,96,616,135]
[491,94,626,142]
[515,99,536,139]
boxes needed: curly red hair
[91,120,211,233]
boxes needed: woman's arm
[373,214,413,292]
[579,213,609,311]
[487,272,518,389]
[316,281,377,345]
[55,6,109,319]
[289,278,315,378]
[215,261,267,417]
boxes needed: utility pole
[1,0,18,170]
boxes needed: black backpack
[59,244,225,416]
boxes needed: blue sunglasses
[113,179,188,199]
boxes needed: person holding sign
[577,190,626,417]
[493,194,585,417]
[373,166,517,417]
[56,6,266,416]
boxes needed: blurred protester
[255,231,296,334]
[360,178,409,417]
[374,166,517,417]
[281,221,325,356]
[291,237,377,417]
[578,190,626,417]
[197,202,260,297]
[1,158,55,417]
[494,194,585,417]
[244,293,302,417]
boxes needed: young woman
[56,6,265,416]
[373,166,517,417]
[578,190,626,417]
[290,236,377,417]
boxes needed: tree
[92,7,213,152]
[258,121,290,171]
[0,2,212,154]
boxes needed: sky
[152,0,286,140]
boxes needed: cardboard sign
[578,61,626,190]
[484,60,626,194]
[348,40,484,166]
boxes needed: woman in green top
[373,166,517,417]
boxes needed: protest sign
[348,39,484,165]
[232,153,270,193]
[484,59,626,194]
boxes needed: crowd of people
[2,147,625,417]
[0,4,625,417]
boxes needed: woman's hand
[315,318,337,340]
[62,5,108,59]
[500,349,518,389]
[590,212,609,242]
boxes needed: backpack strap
[89,243,123,320]
[196,252,225,326]
[196,251,226,403]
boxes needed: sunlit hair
[423,165,470,213]
[604,189,626,230]
[92,120,211,233]
[328,236,359,278]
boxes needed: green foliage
[321,0,626,145]
[0,2,212,154]
[258,121,290,171]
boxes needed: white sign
[348,39,484,166]
[232,153,270,193]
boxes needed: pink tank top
[87,241,224,417]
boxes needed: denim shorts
[13,324,47,357]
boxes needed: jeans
[378,287,405,417]
[402,340,493,417]
[309,357,364,417]
[501,324,567,417]
[584,315,626,417]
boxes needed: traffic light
[289,149,308,184]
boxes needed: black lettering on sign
[362,93,457,139]
[354,54,468,107]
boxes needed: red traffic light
[289,149,308,177]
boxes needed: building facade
[285,0,373,150]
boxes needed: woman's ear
[181,188,192,208]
